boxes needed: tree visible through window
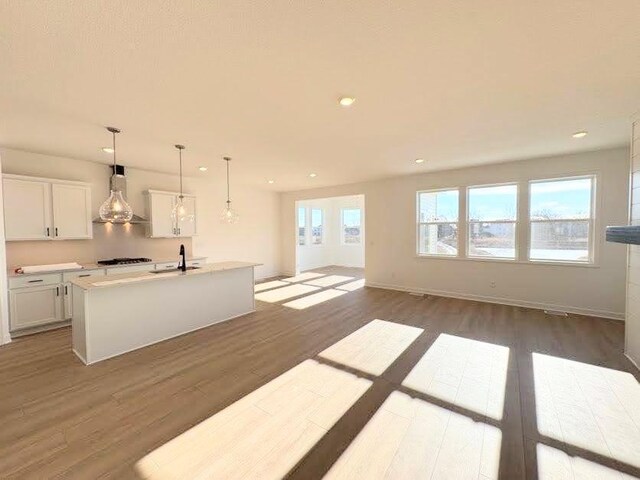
[342,208,362,244]
[298,207,307,246]
[311,208,323,245]
[468,184,518,259]
[417,189,459,256]
[529,176,594,263]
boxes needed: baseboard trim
[625,352,640,372]
[364,281,624,321]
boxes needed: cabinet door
[148,193,176,238]
[63,282,73,320]
[9,284,63,331]
[3,178,52,241]
[177,196,197,237]
[52,183,92,239]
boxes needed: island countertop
[71,261,261,290]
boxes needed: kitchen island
[71,261,259,364]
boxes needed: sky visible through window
[343,209,361,227]
[530,178,591,219]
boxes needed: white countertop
[8,257,208,277]
[71,261,261,290]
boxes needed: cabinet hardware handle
[64,285,68,295]
[56,286,60,296]
[79,274,91,277]
[46,227,50,237]
[28,279,43,283]
[55,227,58,236]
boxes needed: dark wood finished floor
[0,266,637,479]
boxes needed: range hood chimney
[93,165,148,224]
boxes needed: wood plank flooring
[0,266,638,479]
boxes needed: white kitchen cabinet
[63,282,73,320]
[9,284,64,331]
[145,190,197,238]
[2,174,93,242]
[52,183,92,239]
[3,177,52,240]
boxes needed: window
[529,176,594,263]
[342,208,362,244]
[468,184,518,259]
[298,207,307,246]
[311,208,324,245]
[417,189,459,256]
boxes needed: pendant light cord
[226,159,230,204]
[112,131,116,169]
[179,148,183,198]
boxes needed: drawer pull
[79,274,91,277]
[27,279,44,283]
[56,286,60,296]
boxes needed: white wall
[282,148,630,319]
[0,148,280,280]
[296,195,364,272]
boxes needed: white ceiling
[1,1,639,191]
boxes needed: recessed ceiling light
[198,166,208,172]
[572,131,588,138]
[339,97,355,107]
[102,147,114,153]
[415,158,425,164]
[268,180,275,184]
[309,173,317,178]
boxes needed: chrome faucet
[178,244,187,272]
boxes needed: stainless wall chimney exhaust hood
[93,165,148,224]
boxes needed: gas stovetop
[97,257,153,266]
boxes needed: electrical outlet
[490,281,496,288]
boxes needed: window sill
[415,254,599,268]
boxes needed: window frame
[297,206,308,246]
[416,187,461,258]
[527,174,596,265]
[341,207,363,246]
[466,182,520,262]
[310,207,325,246]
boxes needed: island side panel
[85,266,255,364]
[71,284,88,364]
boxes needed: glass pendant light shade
[171,195,195,225]
[221,157,239,224]
[221,201,240,224]
[99,127,134,222]
[99,189,134,222]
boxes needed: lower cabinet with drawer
[9,269,107,331]
[9,282,64,331]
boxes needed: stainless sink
[149,266,201,274]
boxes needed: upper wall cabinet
[144,190,198,238]
[3,174,92,241]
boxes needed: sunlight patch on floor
[319,319,423,376]
[136,359,372,480]
[304,275,355,287]
[402,334,510,420]
[324,390,502,479]
[281,272,326,283]
[336,279,365,291]
[255,284,320,303]
[283,289,348,310]
[532,352,640,469]
[254,280,289,292]
[536,443,637,480]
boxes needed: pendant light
[221,156,239,223]
[171,144,194,227]
[99,127,134,223]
